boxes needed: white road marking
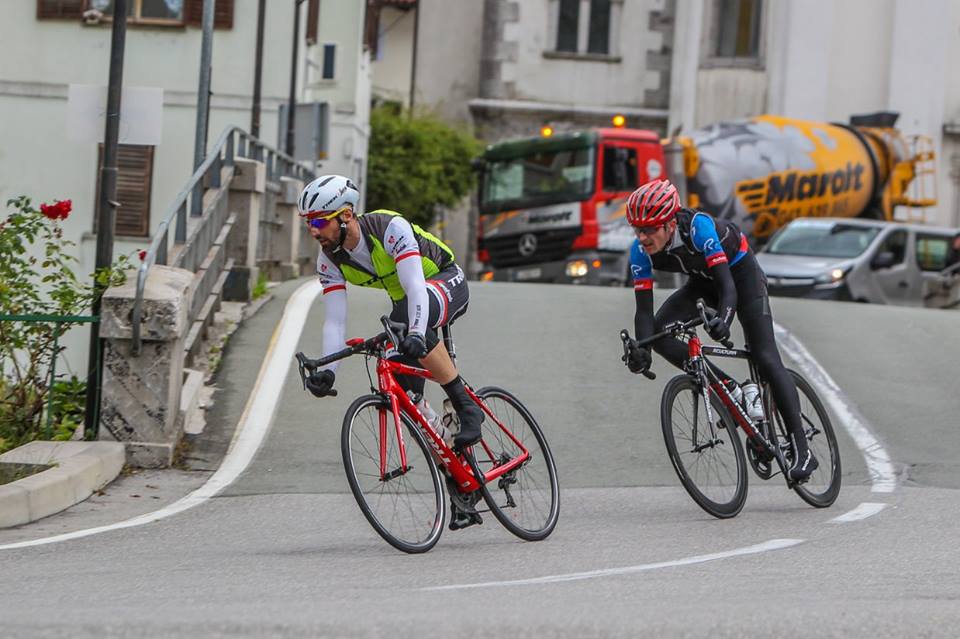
[829,502,887,524]
[772,322,897,493]
[422,538,805,591]
[0,279,323,551]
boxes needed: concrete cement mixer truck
[475,113,937,285]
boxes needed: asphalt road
[1,279,959,638]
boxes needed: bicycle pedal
[449,510,483,531]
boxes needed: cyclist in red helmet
[622,179,818,482]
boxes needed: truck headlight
[815,267,849,285]
[565,260,589,278]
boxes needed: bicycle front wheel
[472,387,560,541]
[341,395,446,553]
[661,375,748,519]
[765,369,842,508]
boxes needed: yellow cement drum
[685,116,881,241]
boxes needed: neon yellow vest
[336,210,455,302]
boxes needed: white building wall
[304,0,370,207]
[823,0,894,121]
[370,7,416,107]
[681,0,958,227]
[505,0,661,108]
[0,0,369,374]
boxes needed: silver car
[756,218,960,307]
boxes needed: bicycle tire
[661,375,748,519]
[764,370,842,508]
[341,394,446,553]
[471,387,560,541]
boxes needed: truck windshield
[764,222,881,258]
[481,146,595,213]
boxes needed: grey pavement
[1,280,959,637]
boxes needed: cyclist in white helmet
[297,175,483,452]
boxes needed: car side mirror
[871,251,896,270]
[470,157,485,173]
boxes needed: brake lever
[295,352,310,388]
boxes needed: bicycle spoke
[344,399,442,550]
[668,386,743,510]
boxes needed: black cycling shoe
[443,376,484,450]
[453,403,483,450]
[449,503,483,531]
[786,433,819,482]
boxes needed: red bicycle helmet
[626,179,680,227]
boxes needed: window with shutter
[37,0,85,19]
[306,0,319,45]
[96,144,154,238]
[364,0,382,56]
[185,0,234,29]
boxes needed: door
[596,142,641,251]
[869,229,918,305]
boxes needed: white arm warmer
[320,288,347,372]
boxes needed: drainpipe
[84,0,128,438]
[251,0,266,138]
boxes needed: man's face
[307,207,353,249]
[634,220,675,254]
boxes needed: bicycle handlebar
[619,299,735,379]
[295,316,410,395]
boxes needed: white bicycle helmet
[298,174,360,217]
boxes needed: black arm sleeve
[634,289,655,346]
[709,262,737,326]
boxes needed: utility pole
[193,0,216,172]
[287,0,307,157]
[251,0,266,138]
[408,0,420,116]
[84,0,128,438]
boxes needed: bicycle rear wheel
[341,395,446,553]
[661,375,748,519]
[765,370,842,507]
[471,387,560,541]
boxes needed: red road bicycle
[621,300,841,519]
[296,316,560,553]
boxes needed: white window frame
[545,0,622,61]
[700,0,765,70]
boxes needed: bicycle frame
[373,355,530,494]
[685,335,779,462]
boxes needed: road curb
[0,441,125,528]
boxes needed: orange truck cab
[476,128,665,285]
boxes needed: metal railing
[0,313,99,441]
[131,126,315,354]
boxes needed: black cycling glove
[623,339,652,374]
[705,316,731,343]
[400,332,429,359]
[305,369,336,397]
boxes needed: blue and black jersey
[630,209,749,291]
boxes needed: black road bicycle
[621,300,841,518]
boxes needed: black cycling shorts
[390,264,469,350]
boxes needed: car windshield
[764,222,881,258]
[481,147,595,213]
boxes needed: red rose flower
[56,199,72,220]
[39,199,72,221]
[138,250,147,261]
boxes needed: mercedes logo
[518,233,538,257]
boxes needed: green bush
[365,106,482,229]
